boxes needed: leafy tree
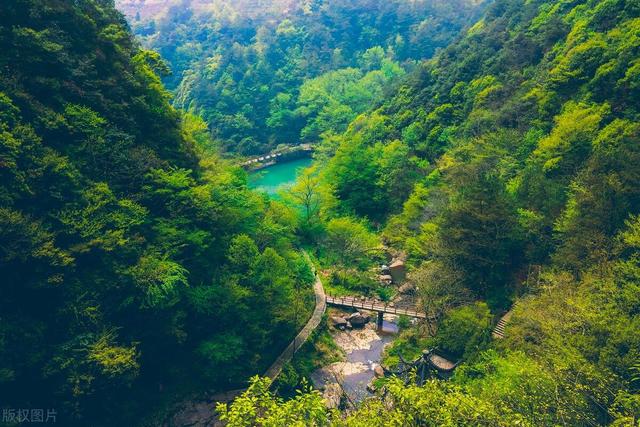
[129,0,486,154]
[0,2,317,423]
[435,302,492,359]
[410,260,470,335]
[554,119,640,270]
[287,166,327,239]
[324,217,381,268]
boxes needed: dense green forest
[0,1,314,424]
[220,0,640,424]
[120,0,486,154]
[1,0,640,425]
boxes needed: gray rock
[374,365,385,378]
[389,259,406,283]
[345,321,353,330]
[379,274,393,284]
[348,312,368,327]
[323,383,342,409]
[331,316,348,329]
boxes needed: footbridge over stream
[325,295,432,329]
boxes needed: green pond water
[249,157,313,195]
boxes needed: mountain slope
[0,1,313,424]
[216,0,640,424]
[117,0,488,154]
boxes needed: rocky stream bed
[311,310,399,408]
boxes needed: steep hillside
[221,0,640,424]
[325,0,640,272]
[0,1,313,425]
[3,0,639,425]
[116,0,488,154]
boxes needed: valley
[1,0,639,426]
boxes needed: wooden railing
[325,295,430,319]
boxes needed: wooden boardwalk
[167,252,327,426]
[326,295,429,319]
[240,143,314,169]
[263,271,326,379]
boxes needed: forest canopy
[118,0,487,154]
[1,0,640,425]
[220,0,640,424]
[0,0,314,424]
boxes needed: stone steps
[492,303,517,339]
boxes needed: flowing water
[248,157,313,195]
[311,316,399,403]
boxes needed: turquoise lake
[248,157,313,195]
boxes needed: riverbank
[311,308,399,407]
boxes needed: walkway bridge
[325,295,432,329]
[240,143,314,169]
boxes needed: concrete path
[264,270,326,379]
[492,304,517,339]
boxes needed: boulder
[345,321,353,330]
[322,383,342,409]
[378,274,393,285]
[398,283,415,294]
[389,259,406,283]
[331,316,348,329]
[348,312,368,327]
[374,364,385,378]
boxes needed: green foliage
[129,255,188,309]
[456,350,597,425]
[197,334,246,383]
[396,315,411,330]
[328,269,379,296]
[324,217,381,268]
[382,324,435,369]
[295,61,404,141]
[344,378,522,426]
[554,119,640,270]
[324,127,423,221]
[3,0,640,424]
[128,0,486,154]
[220,376,522,426]
[257,0,640,423]
[0,1,315,424]
[217,376,330,427]
[88,333,139,380]
[272,320,343,398]
[285,166,328,240]
[435,302,492,360]
[411,260,470,323]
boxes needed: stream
[311,313,399,403]
[250,157,402,404]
